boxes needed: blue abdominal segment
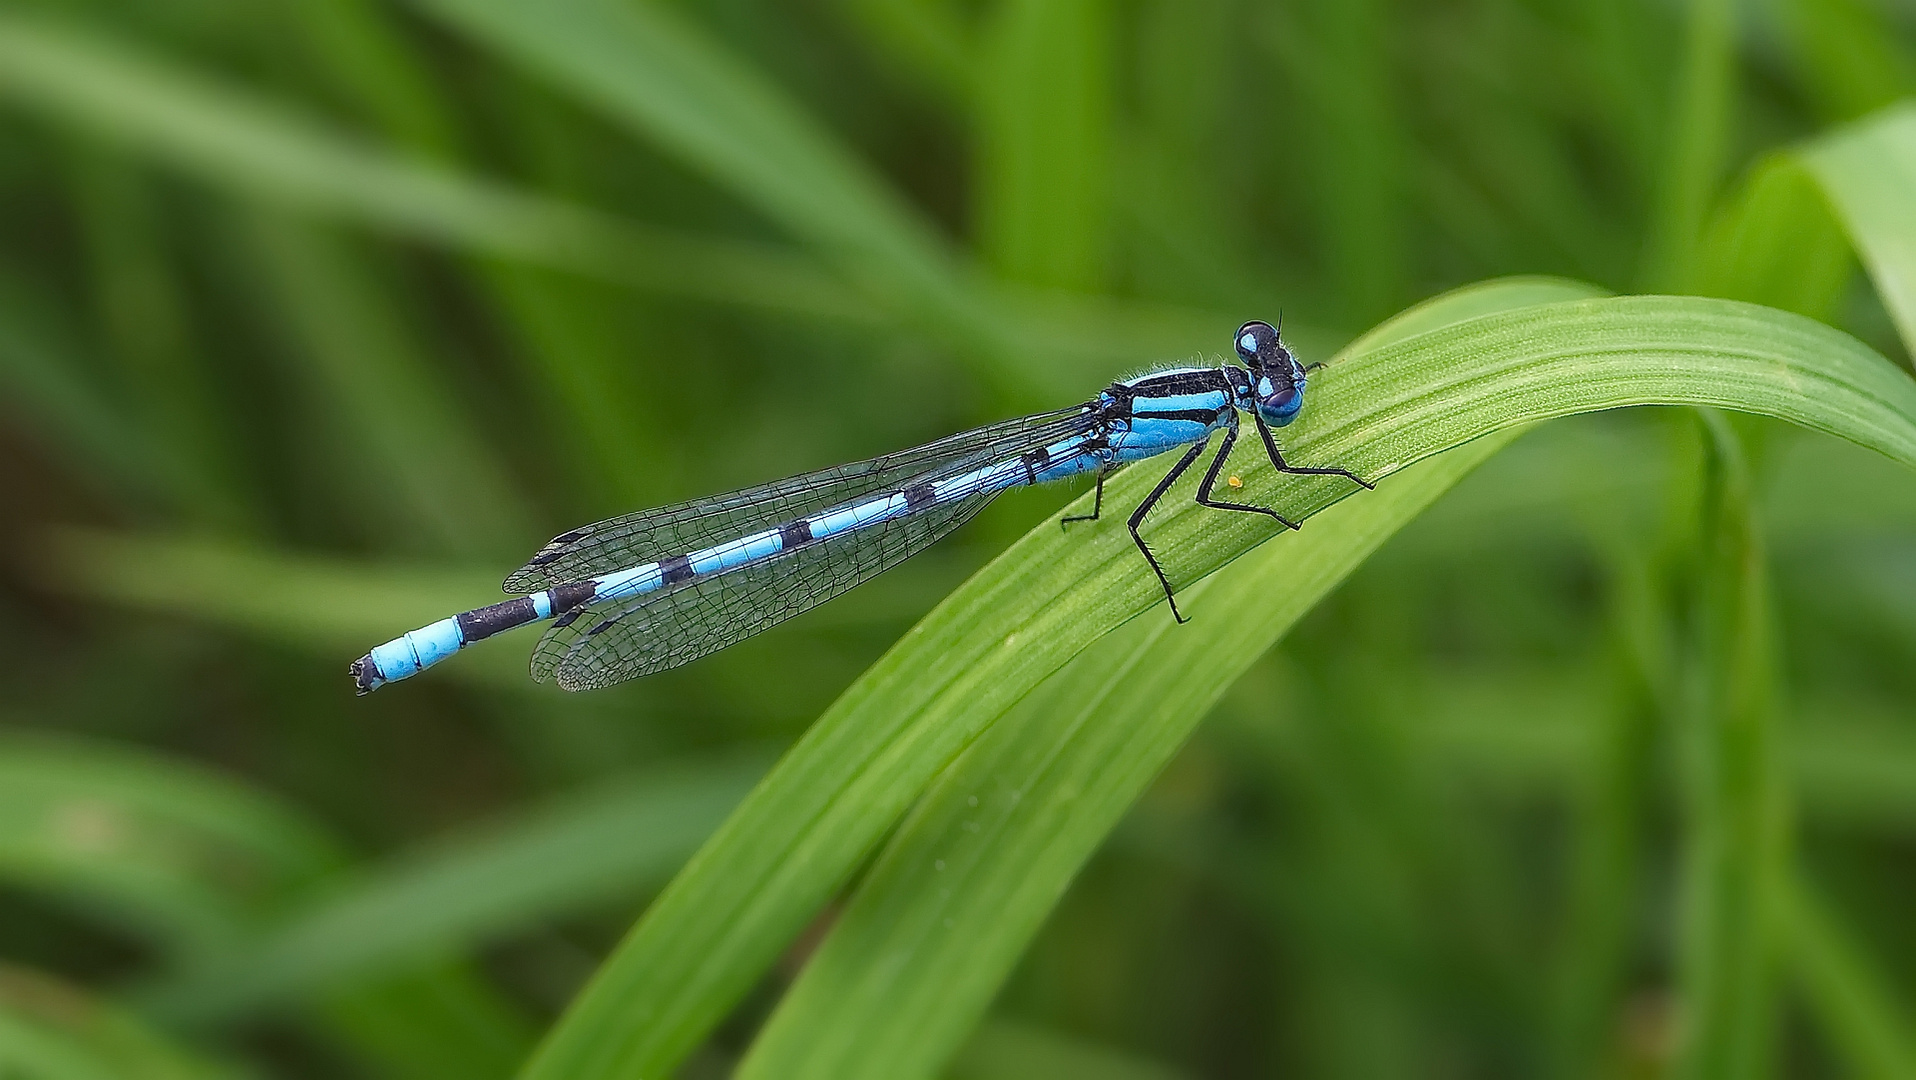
[352,331,1364,694]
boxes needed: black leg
[1254,413,1374,489]
[1129,440,1208,624]
[1195,416,1299,530]
[1061,468,1105,526]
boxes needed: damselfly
[350,321,1370,694]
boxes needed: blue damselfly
[351,321,1370,693]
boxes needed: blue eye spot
[1239,334,1257,354]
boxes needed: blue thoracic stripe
[349,351,1326,696]
[1131,390,1228,416]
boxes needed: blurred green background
[2,0,1915,1077]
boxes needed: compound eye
[1234,320,1279,365]
[1257,371,1305,426]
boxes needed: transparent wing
[503,405,1093,593]
[532,492,992,690]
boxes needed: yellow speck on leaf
[1227,475,1243,489]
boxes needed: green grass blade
[474,268,677,509]
[736,432,1515,1080]
[241,213,534,557]
[313,966,533,1080]
[945,1019,1186,1080]
[833,0,976,110]
[0,965,240,1080]
[143,752,768,1024]
[411,0,1165,396]
[1671,412,1789,1079]
[1699,154,1854,321]
[1785,873,1916,1077]
[0,284,175,507]
[1802,103,1916,358]
[519,282,1916,1080]
[1264,0,1409,325]
[975,0,1112,289]
[1788,698,1916,829]
[1779,0,1916,123]
[286,0,465,160]
[0,730,532,1077]
[0,731,344,963]
[68,152,252,530]
[413,0,966,316]
[1238,670,1916,836]
[1545,550,1664,1078]
[37,530,513,681]
[1642,0,1735,290]
[0,14,863,321]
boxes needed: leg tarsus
[1129,441,1206,622]
[1254,413,1374,489]
[1061,468,1106,526]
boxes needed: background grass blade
[974,0,1112,291]
[1642,0,1735,290]
[0,286,177,507]
[1803,103,1916,359]
[519,284,1916,1080]
[1670,412,1789,1079]
[0,731,343,963]
[1781,0,1916,123]
[833,0,977,110]
[0,733,532,1078]
[1784,873,1916,1077]
[0,965,240,1080]
[946,1019,1186,1080]
[1699,154,1854,322]
[36,531,518,683]
[143,752,768,1024]
[412,0,972,325]
[0,14,862,320]
[1265,0,1408,327]
[240,212,534,558]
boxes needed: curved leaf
[521,284,1916,1080]
[738,427,1518,1079]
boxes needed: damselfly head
[1235,320,1308,427]
[1233,320,1288,372]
